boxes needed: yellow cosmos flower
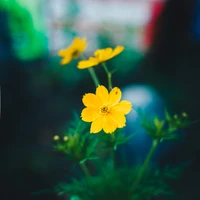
[78,46,124,69]
[81,85,132,134]
[58,37,87,65]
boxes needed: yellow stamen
[101,106,109,114]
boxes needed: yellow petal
[90,116,104,133]
[73,37,87,52]
[60,55,72,65]
[58,49,67,57]
[102,115,117,134]
[112,100,132,115]
[111,46,124,58]
[108,87,122,106]
[77,57,99,69]
[94,46,124,62]
[94,49,105,58]
[73,37,86,46]
[58,42,74,56]
[109,110,126,128]
[82,93,102,107]
[99,48,113,61]
[81,107,99,122]
[96,85,109,104]
[94,48,113,62]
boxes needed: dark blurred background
[1,0,200,199]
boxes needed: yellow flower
[78,46,124,69]
[81,85,132,134]
[58,37,87,65]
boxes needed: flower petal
[112,100,132,115]
[81,107,99,122]
[58,49,68,57]
[94,48,113,62]
[90,116,104,133]
[72,37,87,53]
[60,55,72,65]
[109,110,126,128]
[82,93,102,107]
[102,115,117,134]
[72,37,86,45]
[77,57,99,69]
[100,48,113,61]
[94,49,105,58]
[96,85,109,104]
[111,46,124,58]
[108,87,122,106]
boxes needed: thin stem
[110,147,115,169]
[80,54,100,87]
[110,133,116,169]
[102,62,112,91]
[88,67,100,87]
[130,139,159,194]
[80,162,91,177]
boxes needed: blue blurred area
[193,0,200,40]
[122,84,165,164]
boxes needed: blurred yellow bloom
[58,37,87,65]
[81,85,132,134]
[78,46,124,69]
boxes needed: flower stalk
[131,139,159,194]
[80,162,91,177]
[110,133,116,169]
[88,67,100,87]
[102,62,112,91]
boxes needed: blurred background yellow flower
[58,37,87,65]
[78,45,124,69]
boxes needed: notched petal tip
[82,93,101,107]
[90,116,104,133]
[81,107,99,122]
[112,100,132,115]
[77,57,99,69]
[96,85,109,104]
[108,87,122,106]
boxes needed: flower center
[101,106,109,114]
[72,50,80,58]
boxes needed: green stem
[80,55,99,87]
[88,67,100,87]
[131,139,159,194]
[102,62,112,91]
[80,162,91,177]
[110,147,115,169]
[110,133,116,169]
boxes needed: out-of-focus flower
[53,135,60,141]
[81,85,132,134]
[58,37,87,65]
[78,46,124,69]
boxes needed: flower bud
[182,112,188,118]
[53,135,60,141]
[63,136,69,141]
